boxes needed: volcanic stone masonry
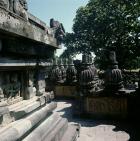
[0,1,80,141]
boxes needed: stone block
[0,102,12,125]
[55,86,77,98]
[84,96,128,119]
[26,87,36,99]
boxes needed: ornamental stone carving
[79,53,100,95]
[3,74,21,99]
[50,18,65,45]
[0,0,9,9]
[66,58,77,84]
[50,59,63,84]
[13,0,28,20]
[104,51,124,91]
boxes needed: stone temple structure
[74,52,131,119]
[0,1,80,141]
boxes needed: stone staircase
[0,92,80,141]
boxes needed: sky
[28,0,89,59]
[28,0,89,33]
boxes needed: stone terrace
[54,100,140,141]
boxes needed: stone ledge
[9,94,55,120]
[0,7,58,48]
[23,114,67,141]
[0,102,57,141]
[74,96,128,119]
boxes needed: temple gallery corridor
[54,100,140,141]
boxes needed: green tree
[62,0,140,69]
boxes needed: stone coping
[0,7,59,48]
[0,58,52,67]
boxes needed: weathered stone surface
[23,113,80,141]
[0,8,58,48]
[60,124,80,141]
[13,0,28,20]
[0,102,12,125]
[9,95,55,120]
[0,102,57,141]
[66,58,77,84]
[84,96,127,119]
[0,0,9,9]
[104,51,124,92]
[54,86,77,98]
[23,114,67,141]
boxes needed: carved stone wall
[0,72,23,104]
[13,0,28,20]
[85,96,128,119]
[0,0,9,9]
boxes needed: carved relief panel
[0,72,21,101]
[0,0,28,20]
[0,0,9,10]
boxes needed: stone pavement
[54,100,140,141]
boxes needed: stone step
[9,97,38,111]
[23,114,68,141]
[9,91,54,112]
[23,116,80,141]
[0,102,57,141]
[9,93,54,120]
[11,101,41,120]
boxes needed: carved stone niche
[0,0,9,9]
[13,0,28,20]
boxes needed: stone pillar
[25,70,36,99]
[36,68,46,96]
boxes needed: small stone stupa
[104,51,124,92]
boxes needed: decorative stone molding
[0,0,9,10]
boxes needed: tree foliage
[62,0,140,69]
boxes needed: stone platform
[0,94,80,141]
[74,89,136,119]
[54,100,140,141]
[76,96,128,119]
